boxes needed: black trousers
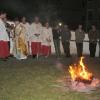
[76,43,83,57]
[53,39,61,57]
[89,42,97,57]
[99,41,100,57]
[62,41,70,57]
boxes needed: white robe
[42,27,53,46]
[0,19,9,41]
[10,29,15,54]
[29,22,43,42]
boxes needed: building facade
[86,0,100,30]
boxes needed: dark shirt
[88,29,98,43]
[52,29,61,40]
[61,29,71,42]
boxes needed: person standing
[75,24,85,57]
[0,12,10,60]
[14,19,28,60]
[21,17,30,55]
[29,16,43,58]
[7,24,15,56]
[3,17,10,51]
[88,25,98,57]
[52,25,61,58]
[98,30,100,57]
[41,22,52,57]
[9,24,15,56]
[61,24,71,57]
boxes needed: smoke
[55,60,66,72]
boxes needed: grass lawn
[0,56,100,100]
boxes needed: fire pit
[57,57,100,93]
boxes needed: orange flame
[69,57,93,81]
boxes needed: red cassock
[29,22,43,56]
[41,45,51,56]
[0,41,10,58]
[31,42,41,55]
[41,27,52,56]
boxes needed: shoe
[32,55,36,58]
[2,58,8,61]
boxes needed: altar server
[0,12,10,60]
[42,22,52,57]
[29,16,43,58]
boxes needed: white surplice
[0,19,9,41]
[29,22,43,42]
[42,27,53,46]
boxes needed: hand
[34,34,40,37]
[46,38,51,42]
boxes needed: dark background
[0,0,87,28]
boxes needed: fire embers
[70,78,100,93]
[68,57,100,93]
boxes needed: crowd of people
[0,11,100,61]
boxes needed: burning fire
[69,57,93,83]
[57,57,100,93]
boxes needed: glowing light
[59,22,62,26]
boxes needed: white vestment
[13,23,28,60]
[29,22,43,42]
[42,27,53,46]
[21,23,30,41]
[20,23,31,54]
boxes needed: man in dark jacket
[61,25,71,57]
[88,25,98,57]
[52,25,61,58]
[98,31,100,57]
[75,24,85,57]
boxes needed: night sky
[0,0,86,24]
